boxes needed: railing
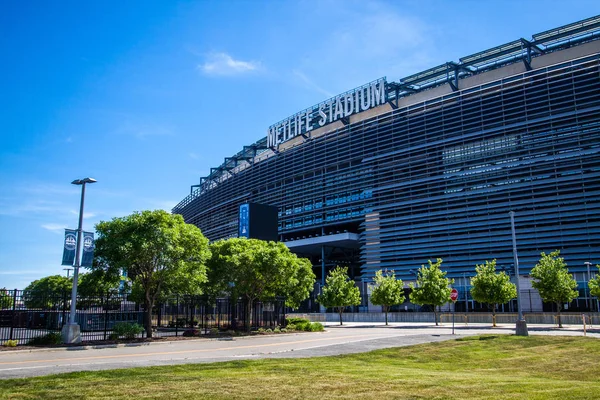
[0,289,286,345]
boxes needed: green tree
[94,210,210,337]
[369,269,404,325]
[23,275,72,309]
[317,266,361,325]
[76,269,126,310]
[0,288,14,309]
[206,238,315,332]
[409,258,454,326]
[470,259,517,327]
[78,269,123,297]
[530,250,578,328]
[590,265,600,299]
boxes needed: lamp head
[72,178,97,185]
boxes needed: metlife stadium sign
[267,78,387,148]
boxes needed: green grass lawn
[1,335,599,399]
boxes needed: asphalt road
[0,322,597,379]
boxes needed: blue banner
[61,229,77,266]
[238,204,249,238]
[81,231,95,267]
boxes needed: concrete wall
[289,312,600,325]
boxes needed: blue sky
[1,1,599,289]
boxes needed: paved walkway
[0,322,597,379]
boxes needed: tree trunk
[145,300,153,338]
[384,305,389,326]
[492,304,497,328]
[338,308,343,325]
[556,303,563,328]
[434,307,438,326]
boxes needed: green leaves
[317,266,361,310]
[369,269,404,325]
[0,289,13,309]
[530,250,578,310]
[590,265,600,298]
[409,258,454,308]
[206,238,315,308]
[370,270,404,309]
[470,259,517,310]
[94,210,211,337]
[23,275,72,308]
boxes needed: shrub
[257,327,266,334]
[183,329,199,337]
[3,340,17,347]
[286,317,323,332]
[274,327,281,333]
[111,322,144,340]
[286,317,310,325]
[310,322,324,332]
[286,317,311,331]
[27,332,62,346]
[209,327,219,335]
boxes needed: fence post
[103,291,109,341]
[175,294,179,337]
[9,289,17,341]
[61,289,67,329]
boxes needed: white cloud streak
[292,70,334,98]
[199,52,261,76]
[115,121,174,139]
[41,223,66,233]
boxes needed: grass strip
[1,335,599,399]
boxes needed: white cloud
[199,52,261,76]
[69,210,97,219]
[292,70,334,98]
[115,121,174,139]
[41,223,66,233]
[294,2,435,85]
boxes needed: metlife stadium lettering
[267,78,387,148]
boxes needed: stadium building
[174,16,600,311]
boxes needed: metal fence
[0,289,286,345]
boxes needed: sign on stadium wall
[267,77,387,148]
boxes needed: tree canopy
[530,250,578,328]
[470,259,517,327]
[317,266,361,325]
[78,269,124,297]
[23,275,72,308]
[369,269,404,325]
[409,258,454,326]
[0,288,13,309]
[94,210,210,337]
[206,237,315,331]
[590,265,600,298]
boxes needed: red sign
[450,288,459,302]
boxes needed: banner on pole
[61,229,77,266]
[81,231,95,267]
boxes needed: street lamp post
[509,211,528,336]
[62,177,96,343]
